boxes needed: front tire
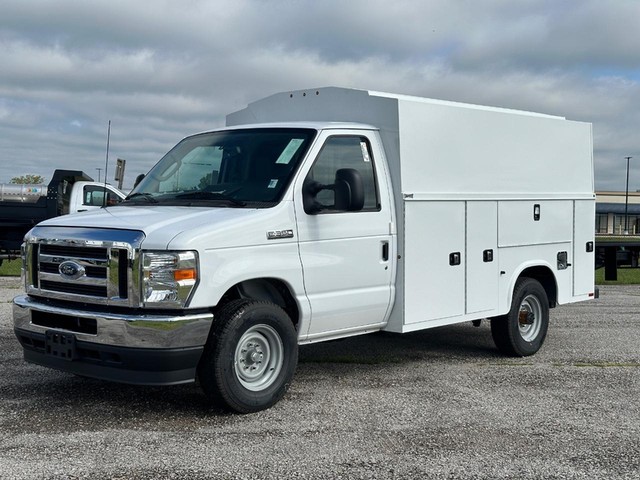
[491,278,549,357]
[197,300,298,413]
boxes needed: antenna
[103,120,111,207]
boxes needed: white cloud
[0,0,639,191]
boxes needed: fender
[189,242,312,337]
[502,260,558,314]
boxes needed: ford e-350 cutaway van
[14,87,595,412]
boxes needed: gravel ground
[0,276,638,479]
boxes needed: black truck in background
[0,170,125,263]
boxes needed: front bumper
[13,295,214,385]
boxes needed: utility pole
[96,168,102,183]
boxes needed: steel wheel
[198,300,298,413]
[234,324,284,391]
[491,277,549,357]
[518,294,543,342]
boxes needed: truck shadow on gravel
[2,322,499,431]
[299,322,497,365]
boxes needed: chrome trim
[13,294,213,349]
[38,271,105,286]
[24,226,145,307]
[40,254,110,267]
[25,241,35,288]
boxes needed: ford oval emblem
[58,261,85,280]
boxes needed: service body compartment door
[573,200,595,297]
[466,201,499,315]
[498,200,573,247]
[404,201,465,324]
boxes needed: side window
[83,186,123,206]
[83,185,105,206]
[304,136,380,214]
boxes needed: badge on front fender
[266,230,294,240]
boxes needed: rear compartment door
[466,201,499,314]
[573,200,596,297]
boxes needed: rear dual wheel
[491,278,549,357]
[197,300,298,413]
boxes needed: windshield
[125,128,316,207]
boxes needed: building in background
[596,191,640,235]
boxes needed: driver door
[294,131,394,339]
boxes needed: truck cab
[72,181,125,211]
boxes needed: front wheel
[491,278,549,357]
[197,300,298,413]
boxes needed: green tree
[10,174,45,184]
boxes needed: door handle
[382,241,389,261]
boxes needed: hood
[39,205,295,250]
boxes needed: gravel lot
[0,276,638,479]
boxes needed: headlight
[142,251,198,308]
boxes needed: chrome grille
[25,226,145,307]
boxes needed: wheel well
[218,278,300,327]
[519,266,557,308]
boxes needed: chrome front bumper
[13,294,214,349]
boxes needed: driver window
[304,136,379,214]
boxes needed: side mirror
[302,178,324,214]
[334,168,364,212]
[133,174,145,188]
[302,168,365,214]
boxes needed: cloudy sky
[1,0,639,191]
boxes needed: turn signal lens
[174,268,196,281]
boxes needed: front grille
[39,280,108,297]
[24,226,145,307]
[40,244,108,259]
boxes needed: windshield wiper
[123,192,159,204]
[174,191,246,207]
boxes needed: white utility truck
[13,87,595,413]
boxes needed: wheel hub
[249,350,263,364]
[234,325,284,391]
[238,340,268,375]
[518,295,542,342]
[519,311,535,325]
